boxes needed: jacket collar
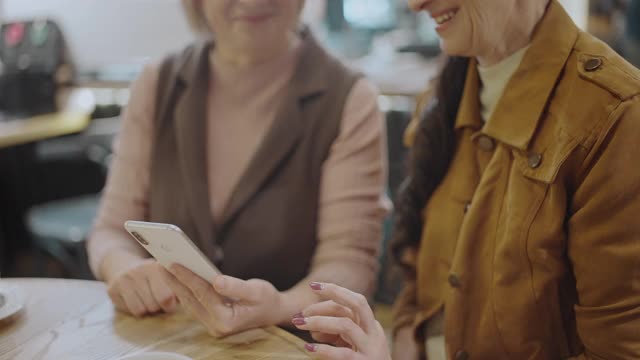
[455,0,580,150]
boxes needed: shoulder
[129,39,205,106]
[345,78,380,107]
[299,31,361,91]
[547,31,640,149]
[125,40,202,121]
[126,61,160,116]
[545,32,640,182]
[572,31,640,102]
[132,62,161,93]
[156,41,204,70]
[339,78,383,136]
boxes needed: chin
[439,39,471,58]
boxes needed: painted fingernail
[309,282,324,291]
[292,317,307,326]
[292,312,304,319]
[305,343,318,352]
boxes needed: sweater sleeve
[86,63,160,279]
[302,78,392,297]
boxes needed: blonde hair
[181,0,306,34]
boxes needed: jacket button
[477,135,495,151]
[448,273,462,288]
[584,58,603,72]
[455,350,469,360]
[528,153,543,169]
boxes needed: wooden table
[0,279,311,360]
[0,88,95,149]
[0,112,91,149]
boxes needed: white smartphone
[124,221,221,282]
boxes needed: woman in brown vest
[291,0,640,359]
[86,0,390,337]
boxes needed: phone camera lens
[132,231,149,246]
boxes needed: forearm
[88,228,148,281]
[278,282,323,327]
[87,63,158,281]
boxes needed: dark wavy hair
[392,56,470,272]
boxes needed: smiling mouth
[432,9,458,26]
[235,14,274,23]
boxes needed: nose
[407,0,432,12]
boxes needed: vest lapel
[173,41,216,255]
[218,90,303,228]
[218,30,327,229]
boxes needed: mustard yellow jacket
[393,1,640,359]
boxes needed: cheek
[443,8,493,58]
[275,0,302,25]
[275,4,301,32]
[202,1,229,33]
[465,3,506,55]
[438,11,475,57]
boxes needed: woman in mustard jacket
[287,0,640,359]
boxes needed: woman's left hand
[293,283,391,360]
[161,264,284,337]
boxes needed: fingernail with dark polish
[305,343,318,352]
[293,312,304,319]
[292,317,307,326]
[309,282,324,290]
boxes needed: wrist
[100,249,147,283]
[276,285,321,328]
[270,290,295,327]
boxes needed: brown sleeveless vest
[148,30,360,291]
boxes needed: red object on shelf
[4,23,26,48]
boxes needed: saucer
[0,286,25,322]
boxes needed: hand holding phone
[124,221,221,283]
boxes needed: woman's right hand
[292,283,391,360]
[106,257,178,317]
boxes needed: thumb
[213,275,266,303]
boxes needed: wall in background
[560,0,589,29]
[0,0,590,73]
[0,0,327,74]
[1,0,195,73]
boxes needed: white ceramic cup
[117,352,192,360]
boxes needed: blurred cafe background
[0,0,636,306]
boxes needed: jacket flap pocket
[514,128,580,184]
